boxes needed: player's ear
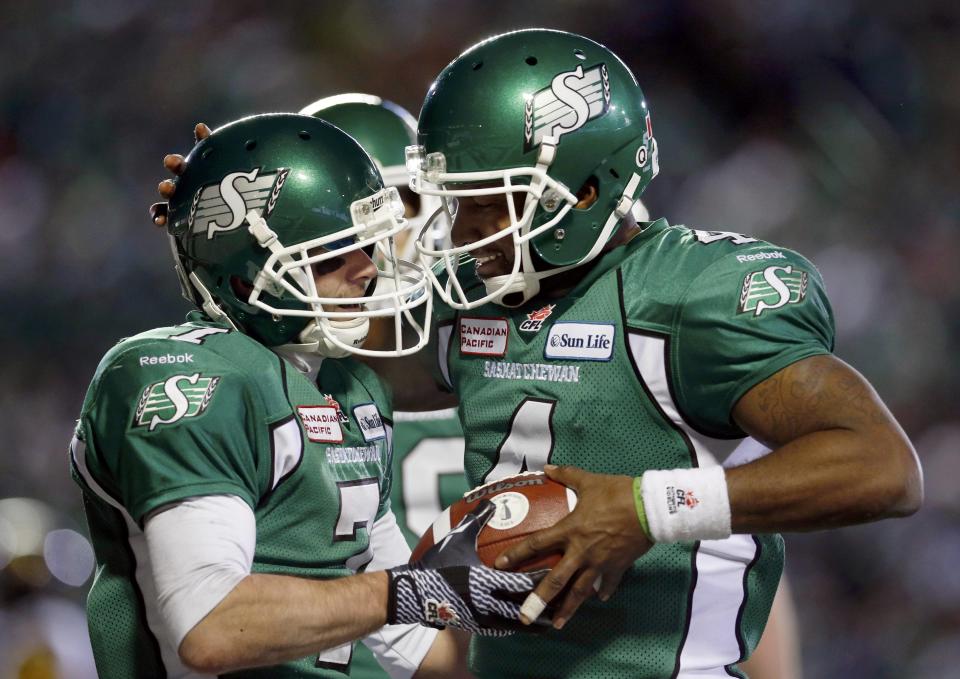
[574,177,599,209]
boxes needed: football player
[399,28,921,678]
[294,92,806,679]
[72,113,541,678]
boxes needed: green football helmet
[166,113,432,357]
[299,93,442,262]
[407,28,659,308]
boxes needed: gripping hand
[386,500,543,635]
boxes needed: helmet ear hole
[574,176,600,209]
[230,275,254,299]
[525,56,538,66]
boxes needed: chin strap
[188,272,240,331]
[484,273,538,308]
[297,317,370,359]
[168,235,199,306]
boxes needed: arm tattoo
[744,356,889,445]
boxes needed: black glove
[387,500,544,636]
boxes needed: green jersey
[433,220,835,678]
[71,313,396,678]
[351,409,468,679]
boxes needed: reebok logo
[139,353,195,366]
[736,251,785,264]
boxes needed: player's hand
[495,464,652,630]
[388,500,544,635]
[387,563,543,636]
[149,123,212,227]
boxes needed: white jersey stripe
[269,416,304,491]
[625,332,758,676]
[437,324,454,390]
[70,435,209,679]
[626,332,741,466]
[677,536,758,676]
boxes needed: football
[411,471,578,571]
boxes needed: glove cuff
[386,566,415,626]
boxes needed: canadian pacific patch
[738,265,808,316]
[134,373,220,431]
[524,63,611,152]
[189,166,290,240]
[460,317,509,356]
[352,403,386,442]
[544,322,615,361]
[296,405,344,443]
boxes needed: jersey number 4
[482,398,557,483]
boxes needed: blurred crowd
[1,1,958,676]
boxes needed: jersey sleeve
[672,250,836,436]
[81,340,272,523]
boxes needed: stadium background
[1,1,958,676]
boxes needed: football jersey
[351,409,468,679]
[432,220,835,678]
[70,313,396,678]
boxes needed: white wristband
[640,466,732,543]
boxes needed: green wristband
[632,476,652,541]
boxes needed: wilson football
[411,471,578,571]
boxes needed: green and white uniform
[432,220,834,679]
[70,313,433,678]
[351,409,468,679]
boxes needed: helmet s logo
[523,63,611,152]
[189,167,290,239]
